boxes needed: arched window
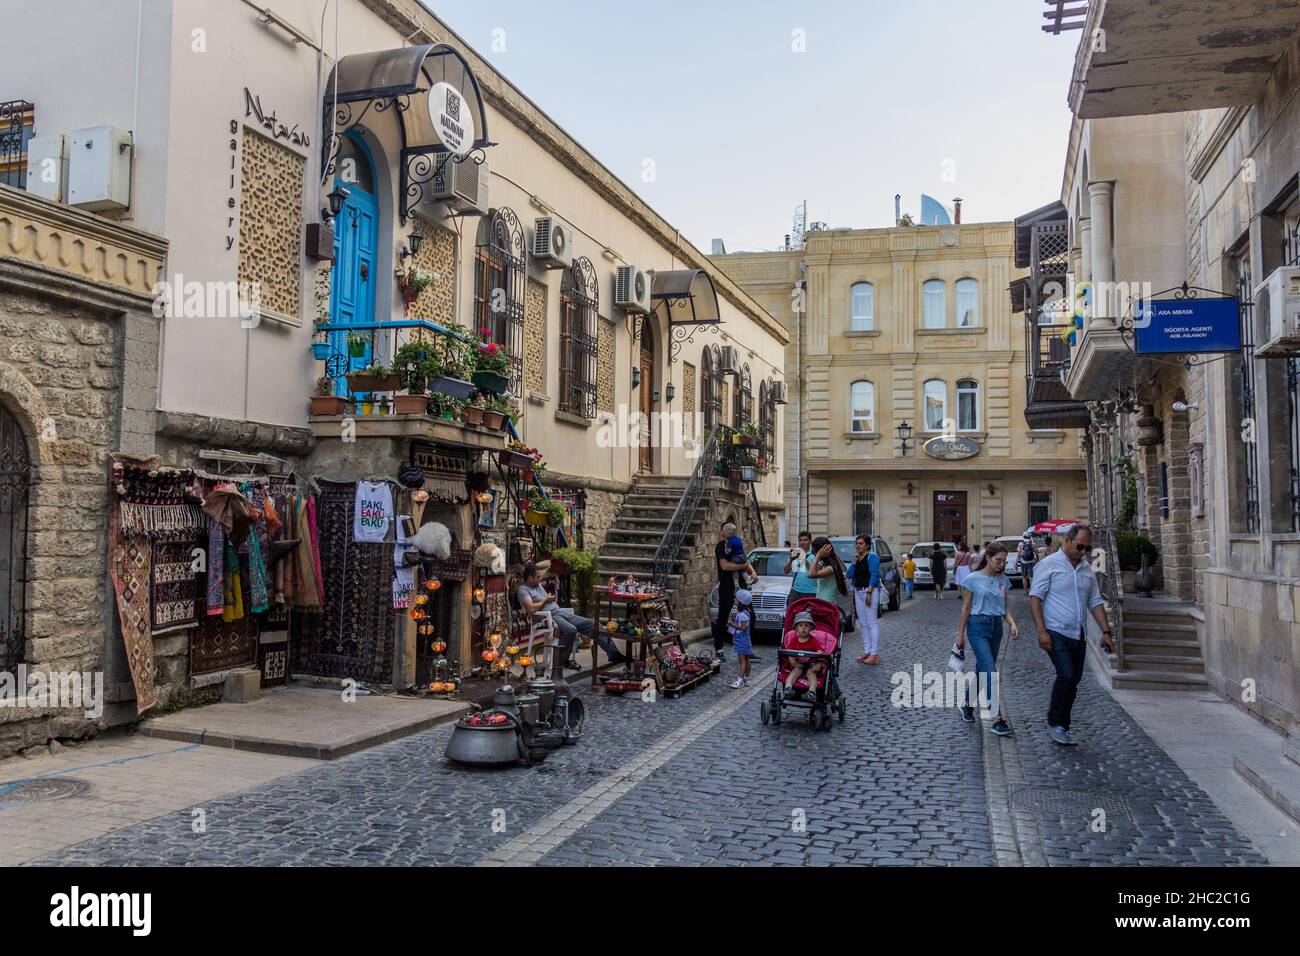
[850,381,875,433]
[923,379,947,431]
[758,380,775,463]
[850,282,874,331]
[956,278,979,327]
[957,379,980,431]
[923,280,946,328]
[474,208,526,393]
[0,404,31,669]
[735,364,753,428]
[701,345,723,433]
[559,257,599,419]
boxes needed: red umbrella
[1026,520,1085,535]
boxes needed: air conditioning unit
[719,345,739,375]
[1254,266,1300,358]
[615,265,651,314]
[532,217,573,270]
[25,134,68,203]
[429,154,489,216]
[770,380,789,404]
[67,125,132,212]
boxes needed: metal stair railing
[504,418,570,551]
[748,481,767,548]
[652,425,724,586]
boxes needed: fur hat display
[411,521,452,560]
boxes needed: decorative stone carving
[238,129,304,320]
[524,277,546,393]
[596,317,615,412]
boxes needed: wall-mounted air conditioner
[771,380,789,404]
[1254,266,1300,358]
[429,154,489,217]
[68,125,132,212]
[719,345,739,375]
[532,217,573,270]
[25,134,68,203]
[615,265,651,314]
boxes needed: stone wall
[544,471,628,555]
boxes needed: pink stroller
[760,596,845,732]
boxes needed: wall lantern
[652,390,660,404]
[905,481,914,496]
[986,482,996,496]
[408,230,424,256]
[897,420,913,456]
[325,186,347,220]
[631,367,642,389]
[666,383,676,403]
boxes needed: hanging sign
[428,81,474,157]
[1135,297,1241,354]
[923,436,980,460]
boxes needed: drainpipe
[794,263,808,534]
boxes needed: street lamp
[665,382,675,403]
[324,186,347,220]
[897,420,913,455]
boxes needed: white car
[908,543,956,589]
[992,535,1025,586]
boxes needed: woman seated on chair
[515,562,627,671]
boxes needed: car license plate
[756,612,783,626]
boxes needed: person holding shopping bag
[852,535,882,665]
[955,542,1019,735]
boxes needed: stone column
[1087,182,1115,326]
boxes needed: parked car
[708,547,798,639]
[828,535,901,615]
[993,535,1025,586]
[908,542,956,589]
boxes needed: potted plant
[311,328,332,361]
[310,376,346,416]
[377,395,391,416]
[481,397,508,431]
[347,331,369,359]
[735,422,760,448]
[347,362,401,393]
[429,393,464,422]
[470,326,513,395]
[525,493,566,528]
[551,547,599,616]
[463,394,486,427]
[427,335,476,401]
[357,392,374,416]
[399,265,437,315]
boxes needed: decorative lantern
[415,593,429,607]
[425,578,442,592]
[489,631,503,649]
[473,586,486,603]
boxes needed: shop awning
[321,43,492,223]
[651,269,721,327]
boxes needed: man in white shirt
[1028,524,1114,746]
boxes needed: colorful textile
[353,480,393,542]
[294,495,323,609]
[190,612,258,676]
[112,459,205,540]
[222,538,245,622]
[206,521,226,616]
[109,521,157,714]
[150,538,199,634]
[307,494,325,605]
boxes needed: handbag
[946,643,966,674]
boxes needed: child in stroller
[760,597,845,731]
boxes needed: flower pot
[524,508,551,527]
[482,409,506,430]
[347,373,401,393]
[440,409,456,421]
[740,466,759,483]
[310,342,331,361]
[347,338,368,358]
[501,450,533,470]
[429,375,476,402]
[472,370,511,395]
[520,468,535,484]
[360,402,375,416]
[548,558,569,577]
[729,468,742,482]
[310,395,346,416]
[463,405,485,426]
[394,394,428,415]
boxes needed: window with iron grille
[0,100,34,190]
[1282,200,1300,530]
[559,257,599,419]
[1028,490,1051,527]
[701,344,723,433]
[735,364,753,428]
[1233,255,1261,533]
[852,490,875,537]
[474,208,526,395]
[758,380,775,464]
[0,405,30,670]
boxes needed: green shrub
[1115,532,1159,572]
[553,547,599,616]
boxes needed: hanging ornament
[415,593,429,607]
[432,640,447,654]
[425,578,442,592]
[473,585,486,603]
[489,631,503,649]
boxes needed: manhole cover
[0,777,91,803]
[1013,787,1130,822]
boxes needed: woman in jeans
[954,542,1020,735]
[851,535,882,664]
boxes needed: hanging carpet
[189,608,258,676]
[150,538,200,635]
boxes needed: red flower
[486,343,498,354]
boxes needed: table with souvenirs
[591,577,719,696]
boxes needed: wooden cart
[589,586,681,689]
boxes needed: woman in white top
[953,540,973,589]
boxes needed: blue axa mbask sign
[1135,296,1241,354]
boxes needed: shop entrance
[329,132,379,397]
[638,326,655,473]
[933,491,967,543]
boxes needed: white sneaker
[729,677,746,689]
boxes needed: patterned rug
[189,612,258,676]
[150,538,200,635]
[290,481,394,684]
[109,527,157,714]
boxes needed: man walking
[784,530,817,606]
[1028,525,1114,745]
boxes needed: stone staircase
[597,473,756,632]
[1107,597,1209,692]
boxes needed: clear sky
[423,0,1078,251]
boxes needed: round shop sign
[428,81,474,157]
[923,435,981,460]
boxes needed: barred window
[758,379,775,463]
[0,403,31,669]
[1028,490,1051,527]
[701,344,723,434]
[852,490,875,538]
[474,208,526,395]
[0,100,34,189]
[559,257,599,419]
[735,364,753,428]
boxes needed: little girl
[728,589,753,688]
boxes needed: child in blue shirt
[728,589,753,688]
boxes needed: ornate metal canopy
[321,43,493,225]
[654,269,722,365]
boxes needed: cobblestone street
[24,593,1266,867]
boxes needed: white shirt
[354,481,393,542]
[1028,548,1104,639]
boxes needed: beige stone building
[1030,0,1300,742]
[714,222,1087,549]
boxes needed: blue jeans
[965,614,1003,715]
[1045,630,1086,730]
[903,578,914,599]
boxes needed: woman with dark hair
[930,543,948,599]
[806,536,848,605]
[852,535,882,664]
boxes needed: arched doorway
[328,132,380,396]
[638,323,656,473]
[0,403,30,669]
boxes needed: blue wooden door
[329,136,379,397]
